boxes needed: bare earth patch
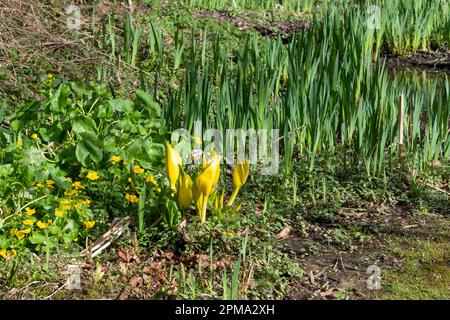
[284,205,449,300]
[386,50,450,74]
[195,10,309,37]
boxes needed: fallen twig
[80,216,131,258]
[43,281,67,300]
[403,224,419,229]
[425,183,450,196]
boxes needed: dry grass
[0,0,132,100]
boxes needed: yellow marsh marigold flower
[64,189,79,196]
[25,207,36,216]
[86,171,100,181]
[31,133,39,140]
[23,219,34,226]
[16,140,22,148]
[125,194,139,203]
[17,228,31,239]
[133,165,145,174]
[83,220,95,229]
[81,199,91,206]
[72,181,84,189]
[47,73,54,79]
[55,209,64,217]
[146,175,158,185]
[60,200,73,211]
[36,221,48,229]
[111,155,122,163]
[46,179,55,187]
[10,228,18,236]
[0,249,15,259]
[35,183,45,189]
[16,231,25,239]
[47,219,53,224]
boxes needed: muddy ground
[285,206,449,300]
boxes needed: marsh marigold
[83,220,95,229]
[111,155,122,163]
[86,171,100,181]
[36,221,48,229]
[23,219,34,226]
[146,175,158,185]
[72,181,84,189]
[25,207,35,216]
[55,209,64,217]
[125,193,139,203]
[133,165,145,174]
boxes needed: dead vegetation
[285,204,449,300]
[195,10,309,38]
[0,0,136,100]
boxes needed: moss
[377,235,450,300]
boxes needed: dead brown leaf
[320,287,336,299]
[431,160,443,168]
[117,247,140,264]
[129,276,143,288]
[276,226,291,240]
[177,219,187,232]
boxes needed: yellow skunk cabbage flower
[227,160,250,206]
[214,191,225,210]
[202,154,207,168]
[193,183,203,220]
[178,171,193,209]
[202,145,221,184]
[210,148,221,187]
[195,156,221,223]
[165,141,182,191]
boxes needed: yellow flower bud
[227,159,250,206]
[195,156,221,223]
[111,155,122,163]
[36,221,48,229]
[178,171,193,209]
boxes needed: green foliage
[0,81,165,257]
[1,0,449,300]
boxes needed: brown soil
[196,10,450,73]
[386,51,450,74]
[284,204,449,300]
[195,10,309,37]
